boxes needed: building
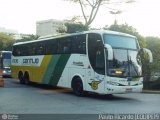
[36,19,66,36]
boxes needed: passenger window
[36,43,45,55]
[46,40,58,54]
[71,35,86,54]
[28,44,36,55]
[58,37,71,54]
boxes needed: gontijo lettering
[23,58,39,64]
[12,59,18,63]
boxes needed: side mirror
[104,44,113,60]
[141,48,153,63]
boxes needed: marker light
[115,70,123,74]
[4,66,10,69]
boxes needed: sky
[0,0,159,37]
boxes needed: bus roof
[0,51,12,53]
[13,30,136,46]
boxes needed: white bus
[0,51,12,77]
[11,30,153,96]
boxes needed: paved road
[0,78,160,120]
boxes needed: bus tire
[18,72,24,84]
[72,77,84,96]
[24,72,30,85]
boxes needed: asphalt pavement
[0,78,160,120]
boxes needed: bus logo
[89,80,100,90]
[2,114,8,120]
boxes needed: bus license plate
[126,88,132,92]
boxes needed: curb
[142,90,160,94]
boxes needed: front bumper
[3,70,11,77]
[106,84,143,94]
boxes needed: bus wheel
[24,72,30,85]
[72,78,84,96]
[18,72,24,84]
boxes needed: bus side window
[36,43,45,55]
[14,46,21,56]
[13,46,18,56]
[58,37,71,54]
[71,35,86,54]
[28,44,36,55]
[19,45,28,56]
[46,40,58,54]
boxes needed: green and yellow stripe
[42,54,71,85]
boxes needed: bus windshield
[1,52,12,68]
[103,34,142,78]
[103,34,138,49]
[3,59,11,67]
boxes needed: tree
[0,33,15,51]
[65,22,88,33]
[58,17,89,33]
[146,37,160,73]
[143,37,160,89]
[16,34,39,42]
[65,0,135,27]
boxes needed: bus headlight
[3,70,7,74]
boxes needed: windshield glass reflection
[107,49,142,78]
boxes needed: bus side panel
[58,54,87,88]
[11,55,71,86]
[11,55,51,83]
[11,66,19,80]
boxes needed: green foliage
[0,33,15,51]
[145,37,160,73]
[0,33,39,51]
[65,22,88,33]
[16,34,39,42]
[103,23,146,48]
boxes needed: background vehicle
[0,51,12,77]
[11,30,153,96]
